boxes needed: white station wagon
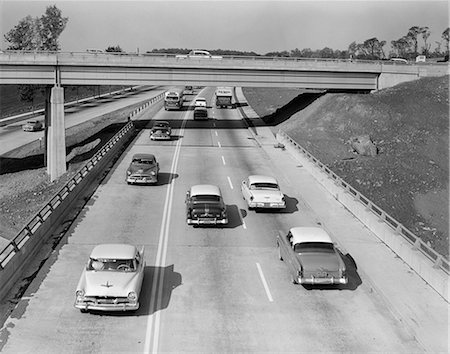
[75,244,145,312]
[241,175,286,210]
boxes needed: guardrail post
[433,256,443,269]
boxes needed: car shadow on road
[156,172,179,186]
[301,252,362,291]
[88,265,182,317]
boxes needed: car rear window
[294,242,334,253]
[192,195,221,202]
[251,183,279,190]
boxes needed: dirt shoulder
[243,75,449,257]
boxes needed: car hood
[128,164,157,174]
[83,271,139,297]
[250,189,283,202]
[297,252,341,272]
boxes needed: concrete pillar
[46,86,66,181]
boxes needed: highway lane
[0,86,166,156]
[0,87,432,352]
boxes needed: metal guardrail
[0,121,134,269]
[0,91,165,269]
[278,130,449,275]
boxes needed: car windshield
[132,158,154,164]
[191,195,221,202]
[166,96,178,101]
[88,258,136,272]
[294,242,334,254]
[250,183,279,190]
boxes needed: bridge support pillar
[46,86,66,181]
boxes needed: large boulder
[350,135,377,156]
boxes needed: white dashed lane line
[221,156,226,165]
[227,176,233,189]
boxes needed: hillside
[243,75,449,257]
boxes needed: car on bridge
[176,50,222,59]
[193,106,208,120]
[74,243,145,312]
[277,227,348,285]
[22,120,43,132]
[126,153,159,184]
[241,175,286,210]
[186,184,228,226]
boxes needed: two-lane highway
[0,87,438,352]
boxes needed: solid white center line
[221,156,226,165]
[256,262,274,302]
[227,176,233,189]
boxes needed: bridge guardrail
[278,130,449,275]
[1,50,448,67]
[0,92,164,301]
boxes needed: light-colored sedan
[22,120,43,132]
[75,244,145,312]
[194,97,207,107]
[277,227,348,285]
[241,175,286,210]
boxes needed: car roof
[190,184,221,197]
[90,244,137,259]
[289,227,333,244]
[132,153,155,160]
[195,97,206,101]
[247,175,278,185]
[153,121,169,125]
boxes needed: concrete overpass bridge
[1,51,448,180]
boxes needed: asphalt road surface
[0,88,447,353]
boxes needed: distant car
[150,121,171,140]
[390,58,408,64]
[194,97,207,107]
[415,55,426,63]
[74,244,145,312]
[176,50,222,59]
[185,184,228,225]
[277,227,348,285]
[241,175,286,210]
[126,153,159,184]
[184,86,194,94]
[193,106,208,120]
[22,120,43,132]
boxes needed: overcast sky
[1,0,449,54]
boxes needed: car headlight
[151,171,156,176]
[127,171,131,176]
[249,196,254,201]
[221,210,227,217]
[128,291,137,301]
[76,290,85,297]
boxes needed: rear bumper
[249,201,286,209]
[298,276,348,285]
[187,218,228,225]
